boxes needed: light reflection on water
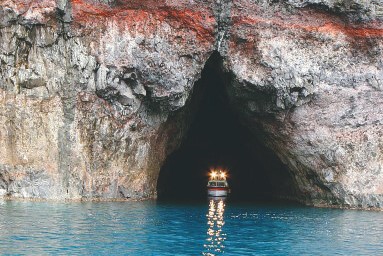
[1,199,383,255]
[203,198,227,255]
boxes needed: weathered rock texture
[0,0,382,208]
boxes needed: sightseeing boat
[207,170,230,197]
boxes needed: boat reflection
[203,197,227,256]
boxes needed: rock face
[0,0,382,208]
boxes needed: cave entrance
[157,52,293,202]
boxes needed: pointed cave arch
[156,52,296,202]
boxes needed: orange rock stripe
[71,0,215,40]
[235,16,383,38]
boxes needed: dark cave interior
[157,53,293,202]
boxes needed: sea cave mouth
[156,52,295,203]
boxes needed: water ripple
[0,200,383,255]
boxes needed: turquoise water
[0,199,382,255]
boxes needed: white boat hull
[207,188,228,197]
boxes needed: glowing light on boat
[208,169,227,181]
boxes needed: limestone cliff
[0,0,382,209]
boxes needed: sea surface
[0,199,382,255]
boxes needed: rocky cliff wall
[0,0,382,208]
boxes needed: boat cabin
[207,180,229,188]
